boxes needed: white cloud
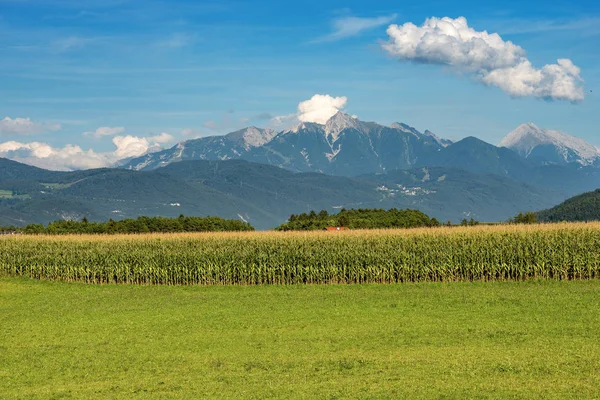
[112,136,154,160]
[181,128,201,138]
[51,36,94,53]
[148,132,175,144]
[83,126,125,138]
[315,14,397,42]
[203,120,219,130]
[255,112,273,120]
[0,141,109,170]
[382,16,584,102]
[0,117,61,136]
[297,94,348,124]
[157,33,195,48]
[270,94,350,127]
[0,134,173,171]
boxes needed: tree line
[0,215,254,234]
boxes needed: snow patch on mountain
[300,148,312,167]
[325,145,341,161]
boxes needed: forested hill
[538,189,600,222]
[0,158,565,229]
[276,208,440,231]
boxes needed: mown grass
[2,223,600,285]
[1,277,599,399]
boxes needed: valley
[2,114,600,229]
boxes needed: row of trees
[508,212,538,224]
[2,215,254,235]
[277,208,441,231]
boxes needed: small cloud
[51,36,94,53]
[157,33,195,48]
[181,128,201,137]
[382,16,584,102]
[255,112,273,120]
[238,118,250,125]
[267,113,299,130]
[148,132,175,144]
[0,117,61,136]
[313,13,397,43]
[83,126,125,138]
[203,120,219,130]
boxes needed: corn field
[1,223,600,285]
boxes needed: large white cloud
[0,117,61,136]
[0,134,171,171]
[297,94,348,124]
[382,16,584,102]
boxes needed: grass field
[1,277,599,399]
[2,223,600,285]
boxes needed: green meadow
[1,278,599,399]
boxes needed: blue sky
[0,0,598,169]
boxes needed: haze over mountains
[1,112,600,229]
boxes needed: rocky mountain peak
[242,127,276,149]
[500,123,599,165]
[424,129,453,148]
[390,122,421,137]
[324,112,361,141]
[226,126,277,150]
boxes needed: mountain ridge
[121,114,599,181]
[121,112,451,175]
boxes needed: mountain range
[121,113,600,196]
[122,113,598,176]
[122,112,451,176]
[1,113,599,228]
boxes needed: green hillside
[538,189,600,222]
[0,158,566,229]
